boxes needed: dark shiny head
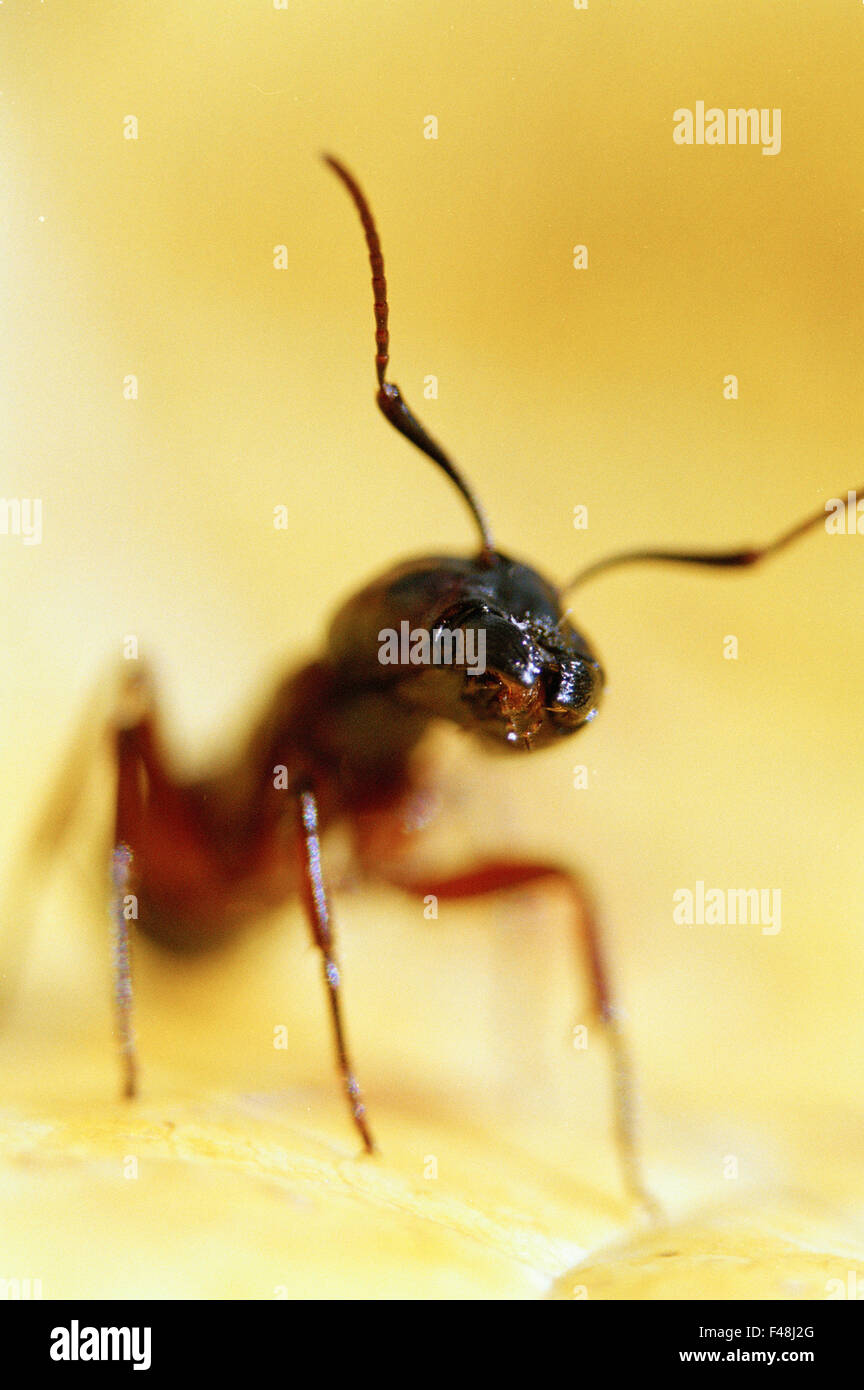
[328,552,603,752]
[432,555,603,749]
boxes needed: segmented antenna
[565,485,864,591]
[324,154,495,563]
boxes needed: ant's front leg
[355,828,658,1216]
[294,785,375,1155]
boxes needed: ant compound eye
[545,659,603,720]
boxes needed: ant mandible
[96,155,859,1217]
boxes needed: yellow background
[1,0,863,1298]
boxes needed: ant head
[327,554,603,751]
[430,555,603,750]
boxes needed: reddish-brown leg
[108,669,221,1096]
[370,856,658,1215]
[295,785,375,1154]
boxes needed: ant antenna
[564,484,864,592]
[323,154,495,564]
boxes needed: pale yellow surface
[1,2,863,1300]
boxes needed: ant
[41,156,862,1216]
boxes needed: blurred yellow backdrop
[1,1,863,1298]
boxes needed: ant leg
[294,785,375,1154]
[109,672,154,1099]
[1,682,119,1017]
[372,856,658,1215]
[1,668,152,1096]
